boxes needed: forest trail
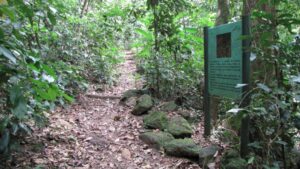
[8,51,201,169]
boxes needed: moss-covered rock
[164,138,201,158]
[121,89,142,102]
[132,94,154,115]
[160,101,178,112]
[178,109,198,123]
[143,111,168,130]
[139,131,175,149]
[167,116,193,138]
[199,145,219,166]
[224,158,247,169]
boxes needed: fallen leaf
[121,148,132,160]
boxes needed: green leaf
[275,140,287,146]
[0,6,16,21]
[9,85,22,105]
[185,27,198,34]
[0,28,4,38]
[33,114,46,128]
[227,108,245,115]
[248,141,263,149]
[49,6,57,14]
[257,83,272,93]
[235,84,248,88]
[47,12,57,25]
[0,46,16,63]
[46,87,58,101]
[32,79,48,88]
[250,53,257,61]
[9,85,27,119]
[18,123,32,135]
[12,123,19,135]
[35,87,57,101]
[136,28,153,41]
[247,157,255,164]
[63,93,74,102]
[15,0,34,18]
[0,129,10,153]
[0,117,9,133]
[42,64,57,79]
[11,99,27,120]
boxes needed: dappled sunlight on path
[6,51,202,169]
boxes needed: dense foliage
[222,1,300,168]
[132,0,214,98]
[0,0,127,156]
[0,0,300,168]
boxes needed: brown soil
[2,51,216,169]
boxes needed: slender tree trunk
[80,0,90,18]
[243,0,258,15]
[215,0,230,25]
[153,5,160,97]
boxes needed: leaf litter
[4,51,215,169]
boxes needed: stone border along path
[2,50,216,169]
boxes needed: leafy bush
[223,1,300,167]
[0,0,127,157]
[132,0,214,98]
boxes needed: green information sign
[204,16,251,157]
[208,21,242,99]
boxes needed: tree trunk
[152,4,160,97]
[215,0,230,25]
[243,0,258,15]
[243,0,277,85]
[80,0,90,18]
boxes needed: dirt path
[6,51,202,169]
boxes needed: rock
[224,158,247,169]
[175,95,202,110]
[131,94,154,115]
[199,145,219,166]
[143,111,168,130]
[139,131,175,149]
[121,89,142,102]
[160,101,178,112]
[167,116,193,138]
[164,138,201,159]
[178,109,198,123]
[125,96,138,107]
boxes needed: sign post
[204,27,211,137]
[203,16,251,157]
[240,15,251,158]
